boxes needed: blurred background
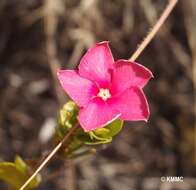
[0,0,195,189]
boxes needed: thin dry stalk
[129,0,178,62]
[19,124,78,190]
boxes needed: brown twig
[18,1,178,189]
[129,0,178,62]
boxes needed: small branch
[129,0,178,62]
[19,125,78,190]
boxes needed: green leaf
[74,128,112,145]
[91,119,124,140]
[74,119,123,146]
[0,156,41,190]
[15,156,28,174]
[104,119,124,137]
[89,128,111,140]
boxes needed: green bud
[58,101,79,127]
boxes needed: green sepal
[104,119,124,137]
[74,119,123,146]
[77,133,111,145]
[89,119,123,141]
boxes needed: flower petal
[57,70,98,107]
[111,60,153,94]
[79,41,114,87]
[109,87,150,121]
[78,98,120,132]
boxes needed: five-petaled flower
[57,42,153,132]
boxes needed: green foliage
[55,101,124,159]
[15,156,28,174]
[0,156,41,190]
[87,119,124,144]
[61,119,124,158]
[93,119,124,139]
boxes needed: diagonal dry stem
[129,0,178,62]
[19,124,78,190]
[19,1,177,190]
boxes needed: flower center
[97,88,111,101]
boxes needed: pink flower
[57,42,153,132]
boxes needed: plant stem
[19,124,78,190]
[129,0,178,62]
